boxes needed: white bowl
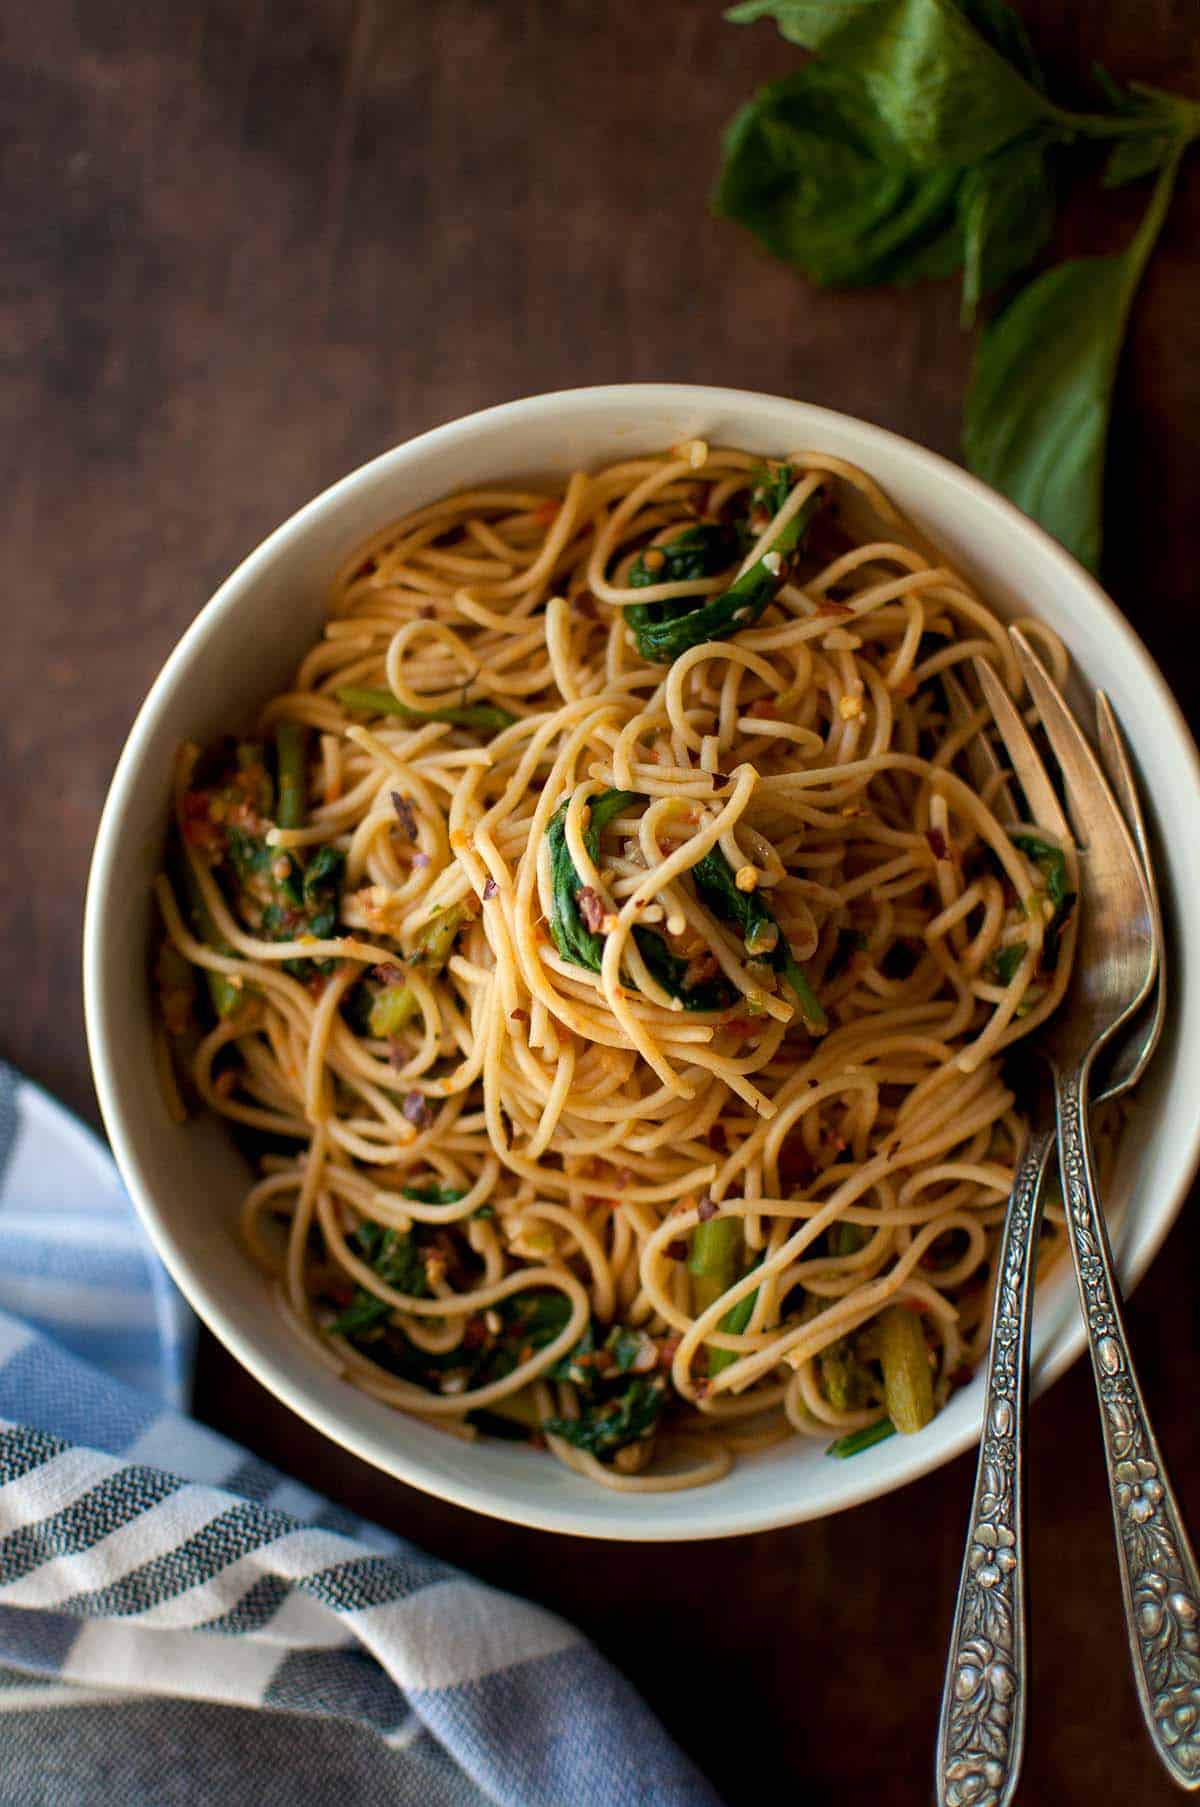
[84,385,1200,1540]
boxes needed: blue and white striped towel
[0,1066,720,1807]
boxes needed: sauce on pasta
[154,443,1091,1491]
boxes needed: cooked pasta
[154,443,1093,1491]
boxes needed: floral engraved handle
[1057,1068,1200,1791]
[937,1121,1055,1807]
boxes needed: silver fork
[1010,630,1200,1791]
[937,647,1179,1805]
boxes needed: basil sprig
[718,0,1200,570]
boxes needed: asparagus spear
[410,902,475,969]
[878,1305,935,1434]
[688,1215,741,1316]
[336,687,516,734]
[826,1417,897,1459]
[820,1337,875,1411]
[707,1268,761,1377]
[177,852,244,1019]
[274,721,308,830]
[689,1213,751,1376]
[368,983,421,1037]
[235,740,274,816]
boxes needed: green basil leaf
[964,147,1184,571]
[957,0,1043,88]
[715,66,964,288]
[328,1222,429,1337]
[547,788,735,1010]
[627,495,820,664]
[957,132,1056,322]
[545,1375,666,1460]
[628,522,741,587]
[724,0,1061,169]
[1092,73,1200,188]
[547,788,636,972]
[989,942,1026,985]
[1102,133,1177,189]
[692,848,827,1030]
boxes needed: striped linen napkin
[0,1066,720,1806]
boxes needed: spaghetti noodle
[154,443,1087,1491]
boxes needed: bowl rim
[83,382,1200,1540]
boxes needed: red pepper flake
[306,973,329,1000]
[926,827,949,862]
[666,1239,688,1262]
[509,1007,529,1024]
[482,876,499,901]
[417,602,437,620]
[818,598,855,618]
[402,1090,431,1129]
[391,792,417,840]
[534,499,561,527]
[578,887,606,933]
[901,1297,928,1315]
[697,1196,719,1223]
[372,962,405,985]
[657,1336,682,1369]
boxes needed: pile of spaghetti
[154,443,1084,1492]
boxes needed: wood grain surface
[4,3,1198,1801]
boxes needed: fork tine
[1010,629,1148,885]
[1095,693,1155,893]
[1095,692,1165,1033]
[971,656,1069,838]
[943,667,1020,820]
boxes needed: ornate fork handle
[937,1121,1055,1807]
[1056,1065,1200,1791]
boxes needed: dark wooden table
[5,3,1199,1800]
